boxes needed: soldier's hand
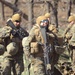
[65,33,72,39]
[47,64,51,70]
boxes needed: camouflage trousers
[71,49,75,72]
[2,57,24,75]
[24,57,45,75]
[68,46,75,73]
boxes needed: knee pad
[6,42,18,55]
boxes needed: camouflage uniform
[63,15,75,73]
[44,13,57,33]
[22,16,63,75]
[0,13,29,75]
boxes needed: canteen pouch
[30,42,39,54]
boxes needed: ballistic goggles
[41,19,49,23]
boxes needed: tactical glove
[47,64,51,70]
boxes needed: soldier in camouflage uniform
[63,14,75,73]
[0,13,29,75]
[44,13,65,52]
[64,14,75,72]
[22,15,64,75]
[44,13,68,75]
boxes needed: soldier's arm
[22,26,36,58]
[47,32,55,38]
[72,24,75,33]
[22,26,36,46]
[0,26,12,44]
[69,25,75,46]
[0,26,12,39]
[63,24,72,37]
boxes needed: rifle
[7,20,29,40]
[40,26,52,75]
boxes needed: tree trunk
[45,1,50,13]
[0,0,28,20]
[53,1,58,28]
[13,0,18,13]
[27,1,33,31]
[0,2,5,20]
[67,0,72,18]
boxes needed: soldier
[0,13,29,75]
[63,14,75,73]
[44,13,64,52]
[22,15,64,75]
[44,13,68,74]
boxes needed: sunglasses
[15,20,20,22]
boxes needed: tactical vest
[29,25,55,57]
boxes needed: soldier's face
[13,20,21,28]
[40,20,49,27]
[47,18,50,21]
[69,21,74,25]
[40,20,49,31]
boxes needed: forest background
[0,0,75,31]
[0,0,75,74]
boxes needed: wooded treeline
[0,0,75,30]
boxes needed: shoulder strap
[63,23,74,36]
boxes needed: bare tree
[49,0,60,28]
[67,0,72,18]
[0,2,5,20]
[27,0,33,31]
[45,1,50,13]
[0,0,28,20]
[53,0,59,28]
[13,0,18,13]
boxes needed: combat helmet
[6,42,18,55]
[36,16,47,25]
[11,13,21,22]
